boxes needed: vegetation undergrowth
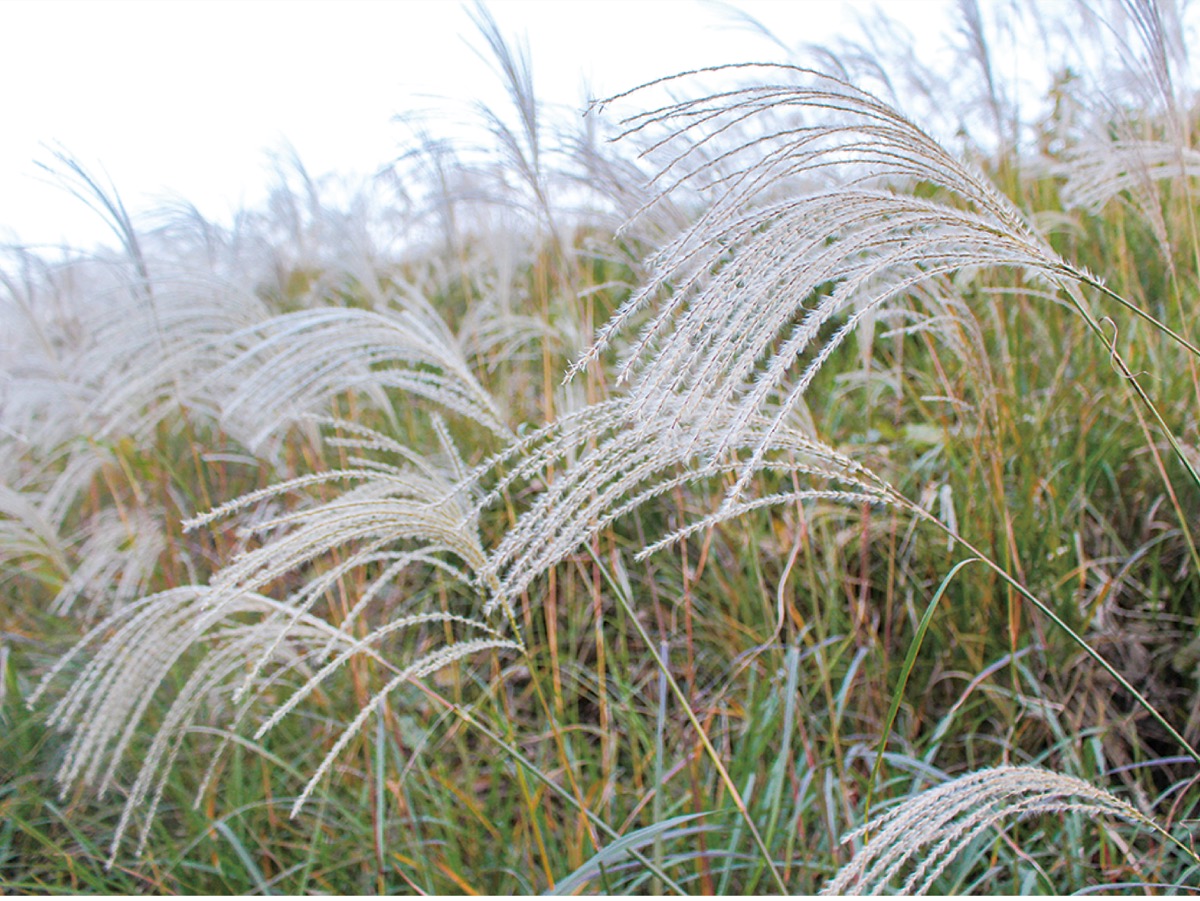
[4,0,1200,893]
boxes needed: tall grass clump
[4,0,1200,893]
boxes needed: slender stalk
[586,544,789,895]
[415,684,690,895]
[896,500,1200,766]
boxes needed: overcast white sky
[1,0,953,251]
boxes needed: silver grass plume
[572,64,1114,511]
[1,454,167,618]
[213,288,512,449]
[1061,138,1200,204]
[27,586,334,861]
[822,765,1173,894]
[1057,138,1200,271]
[31,419,522,865]
[466,395,891,616]
[49,506,166,617]
[70,275,269,442]
[1031,0,1195,263]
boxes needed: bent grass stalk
[586,542,790,895]
[413,680,691,896]
[899,498,1200,767]
[865,556,982,833]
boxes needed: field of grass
[4,1,1200,894]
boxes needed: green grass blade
[865,557,980,829]
[549,811,712,895]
